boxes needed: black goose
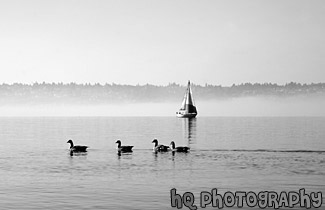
[170,141,190,153]
[67,139,88,152]
[152,139,169,152]
[115,140,133,153]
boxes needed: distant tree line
[0,82,324,105]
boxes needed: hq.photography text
[170,188,322,209]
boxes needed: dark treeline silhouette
[0,82,324,105]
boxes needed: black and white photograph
[0,0,324,209]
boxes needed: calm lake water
[0,117,324,209]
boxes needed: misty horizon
[0,81,324,117]
[0,81,324,103]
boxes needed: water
[0,117,324,209]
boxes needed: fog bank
[0,96,324,117]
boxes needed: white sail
[186,82,195,106]
[180,88,187,110]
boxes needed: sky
[0,0,324,86]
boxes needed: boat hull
[176,112,197,118]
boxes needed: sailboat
[176,81,197,118]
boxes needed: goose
[67,139,88,152]
[115,140,133,153]
[152,139,169,152]
[170,141,190,153]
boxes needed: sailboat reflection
[181,117,197,147]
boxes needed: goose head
[67,139,74,148]
[152,139,158,147]
[115,140,122,148]
[170,141,176,149]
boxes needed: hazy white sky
[0,0,324,86]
